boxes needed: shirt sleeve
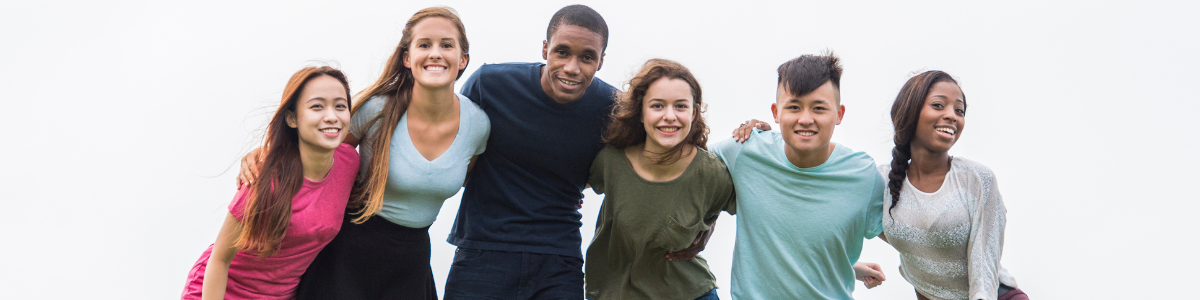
[709,137,745,171]
[863,168,885,239]
[466,96,491,156]
[226,186,252,221]
[349,96,385,140]
[587,148,607,195]
[967,168,1006,300]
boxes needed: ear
[770,103,780,124]
[542,40,549,60]
[596,53,605,71]
[835,104,846,125]
[459,53,470,72]
[286,111,298,128]
[402,50,411,69]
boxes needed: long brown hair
[887,70,965,214]
[349,6,470,223]
[603,58,707,165]
[234,66,352,257]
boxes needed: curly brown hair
[602,58,708,165]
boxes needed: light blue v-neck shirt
[711,129,884,300]
[349,94,490,229]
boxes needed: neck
[629,143,695,181]
[298,143,336,181]
[907,145,952,180]
[410,84,458,122]
[784,142,835,169]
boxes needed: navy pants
[444,247,584,300]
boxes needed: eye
[649,103,664,109]
[955,108,966,115]
[310,104,324,110]
[786,105,801,110]
[675,103,689,110]
[814,106,827,111]
[336,103,348,110]
[555,49,568,57]
[931,102,944,109]
[581,55,595,62]
[442,43,454,49]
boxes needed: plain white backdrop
[3,0,1198,299]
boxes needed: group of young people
[179,4,1028,300]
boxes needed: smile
[558,78,580,86]
[320,128,340,133]
[936,126,956,136]
[658,127,679,133]
[796,130,817,137]
[425,65,447,71]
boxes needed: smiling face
[540,24,604,103]
[288,75,351,153]
[641,77,695,153]
[772,81,844,164]
[403,17,468,90]
[912,81,966,154]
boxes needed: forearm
[200,255,231,300]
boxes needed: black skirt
[296,212,437,300]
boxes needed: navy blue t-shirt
[448,62,617,258]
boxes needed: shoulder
[596,144,623,161]
[477,62,540,79]
[459,94,489,122]
[336,143,360,170]
[356,95,388,113]
[951,157,997,185]
[695,148,730,171]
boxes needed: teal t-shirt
[711,130,884,300]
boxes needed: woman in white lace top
[879,71,1027,300]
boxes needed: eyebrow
[553,44,599,56]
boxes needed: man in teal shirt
[713,53,885,299]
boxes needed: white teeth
[320,128,339,133]
[937,127,955,134]
[659,127,679,133]
[558,78,579,85]
[798,131,816,136]
[426,66,446,71]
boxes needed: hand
[578,199,584,209]
[665,223,716,261]
[237,147,264,188]
[731,119,771,143]
[853,262,886,289]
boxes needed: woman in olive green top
[586,59,735,300]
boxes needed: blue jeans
[444,247,584,300]
[695,288,719,300]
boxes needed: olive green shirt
[585,145,736,300]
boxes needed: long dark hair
[349,6,470,224]
[887,70,965,213]
[603,58,708,165]
[235,66,351,257]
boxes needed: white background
[3,0,1198,299]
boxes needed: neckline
[903,158,956,196]
[617,146,702,185]
[402,94,466,163]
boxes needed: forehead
[411,17,460,39]
[776,81,838,104]
[300,75,347,99]
[645,77,694,99]
[927,81,964,102]
[548,24,603,52]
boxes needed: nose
[797,110,815,126]
[322,108,340,124]
[943,110,957,123]
[562,57,580,76]
[664,108,678,122]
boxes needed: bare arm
[853,261,887,289]
[201,213,242,300]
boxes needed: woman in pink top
[181,66,361,300]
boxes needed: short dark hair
[546,4,609,52]
[777,52,843,102]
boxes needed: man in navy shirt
[443,5,616,299]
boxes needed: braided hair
[887,70,963,214]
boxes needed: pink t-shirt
[182,144,359,300]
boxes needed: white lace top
[880,157,1017,300]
